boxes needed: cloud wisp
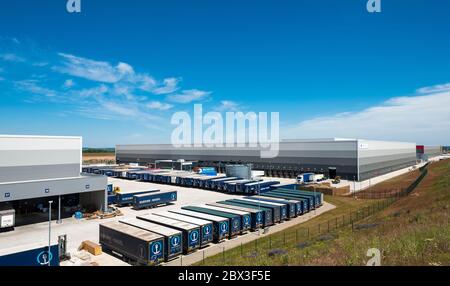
[283,83,450,144]
[167,89,212,103]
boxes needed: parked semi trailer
[99,221,165,266]
[194,205,252,232]
[204,203,262,231]
[169,209,229,242]
[238,197,290,220]
[273,186,323,206]
[152,212,213,247]
[181,206,242,237]
[206,202,264,230]
[137,214,201,254]
[224,199,282,223]
[218,199,278,225]
[260,192,308,214]
[247,195,297,218]
[243,181,280,194]
[209,177,240,190]
[119,218,182,262]
[269,189,316,209]
[116,189,160,206]
[224,179,257,193]
[193,175,225,188]
[132,190,177,210]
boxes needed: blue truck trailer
[224,199,282,223]
[206,202,264,230]
[169,209,229,242]
[224,180,257,193]
[270,189,317,209]
[260,192,308,214]
[181,206,242,237]
[192,175,224,188]
[246,195,297,218]
[119,218,182,262]
[132,190,177,210]
[137,214,201,254]
[272,185,324,206]
[243,181,280,194]
[194,205,252,233]
[239,197,290,220]
[216,200,274,227]
[116,189,160,206]
[208,177,240,190]
[99,221,165,266]
[153,212,214,247]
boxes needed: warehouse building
[0,135,108,228]
[116,138,417,181]
[416,145,443,161]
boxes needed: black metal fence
[197,164,429,266]
[353,166,428,199]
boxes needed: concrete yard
[1,178,295,265]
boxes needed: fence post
[240,242,243,257]
[307,227,310,239]
[295,229,298,243]
[318,223,321,235]
[203,250,205,265]
[223,247,225,264]
[327,220,330,233]
[284,232,286,246]
[269,236,272,248]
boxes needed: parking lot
[0,177,333,266]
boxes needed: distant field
[82,152,115,164]
[197,159,450,266]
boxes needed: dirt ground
[82,153,115,164]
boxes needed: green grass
[196,159,450,266]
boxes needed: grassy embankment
[197,159,450,266]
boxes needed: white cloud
[0,53,25,62]
[54,53,123,83]
[12,38,20,45]
[146,101,174,110]
[153,77,180,94]
[63,79,75,89]
[283,84,450,145]
[214,100,240,112]
[416,83,450,94]
[167,89,211,103]
[54,53,182,97]
[33,62,49,67]
[78,85,109,98]
[14,80,58,97]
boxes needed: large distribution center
[116,138,417,181]
[0,135,108,228]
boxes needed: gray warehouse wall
[116,140,359,179]
[358,140,417,181]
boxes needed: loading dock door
[328,167,337,179]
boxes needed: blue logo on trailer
[169,235,182,254]
[202,225,213,241]
[150,241,163,262]
[189,230,199,247]
[256,212,262,223]
[232,219,240,231]
[220,222,228,235]
[171,193,177,201]
[282,209,287,217]
[36,251,53,266]
[243,215,251,227]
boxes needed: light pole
[48,200,53,267]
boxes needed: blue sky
[0,0,449,147]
